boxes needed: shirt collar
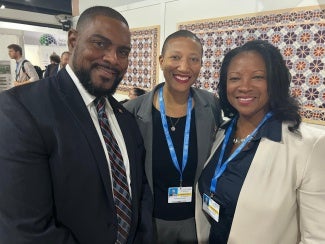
[254,117,282,142]
[221,116,282,143]
[16,57,24,64]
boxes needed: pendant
[169,117,180,132]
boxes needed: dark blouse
[198,118,282,243]
[152,106,198,220]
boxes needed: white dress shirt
[65,64,132,194]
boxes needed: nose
[103,48,118,64]
[238,77,252,92]
[178,58,190,72]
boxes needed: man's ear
[68,29,78,51]
[158,54,164,69]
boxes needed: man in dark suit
[44,51,71,78]
[0,6,152,244]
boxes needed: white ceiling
[0,0,149,35]
[106,0,147,8]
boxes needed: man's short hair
[161,30,203,56]
[76,6,129,31]
[132,88,146,96]
[50,53,61,64]
[7,44,22,55]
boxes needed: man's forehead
[82,16,130,37]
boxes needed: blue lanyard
[158,87,192,187]
[209,112,272,194]
[15,61,21,80]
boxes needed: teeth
[238,97,253,102]
[175,75,189,81]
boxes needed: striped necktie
[94,97,132,244]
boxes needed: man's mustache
[91,63,121,77]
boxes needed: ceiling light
[0,4,5,9]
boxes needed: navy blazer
[0,69,152,244]
[44,63,59,78]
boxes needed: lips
[237,96,255,104]
[174,74,191,83]
[96,65,119,79]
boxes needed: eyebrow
[90,34,111,43]
[90,34,131,49]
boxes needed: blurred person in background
[7,44,39,86]
[128,87,146,100]
[44,51,71,78]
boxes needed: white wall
[1,34,20,87]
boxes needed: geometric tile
[179,6,325,125]
[118,25,160,94]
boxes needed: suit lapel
[132,88,158,192]
[56,70,115,210]
[192,89,218,182]
[107,95,141,222]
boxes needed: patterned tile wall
[118,25,160,93]
[179,6,325,125]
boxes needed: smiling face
[226,51,270,123]
[159,36,202,94]
[68,15,131,96]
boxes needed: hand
[14,81,29,86]
[13,81,21,86]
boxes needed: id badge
[168,186,192,203]
[202,193,220,222]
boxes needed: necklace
[233,134,251,145]
[169,117,181,131]
[232,137,246,144]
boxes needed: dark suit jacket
[44,63,59,78]
[0,69,153,244]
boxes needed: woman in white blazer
[197,40,325,243]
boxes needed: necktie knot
[94,97,106,114]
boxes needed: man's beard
[75,64,123,97]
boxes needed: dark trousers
[154,217,198,244]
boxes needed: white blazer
[195,122,325,244]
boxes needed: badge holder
[168,186,192,203]
[202,193,220,222]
